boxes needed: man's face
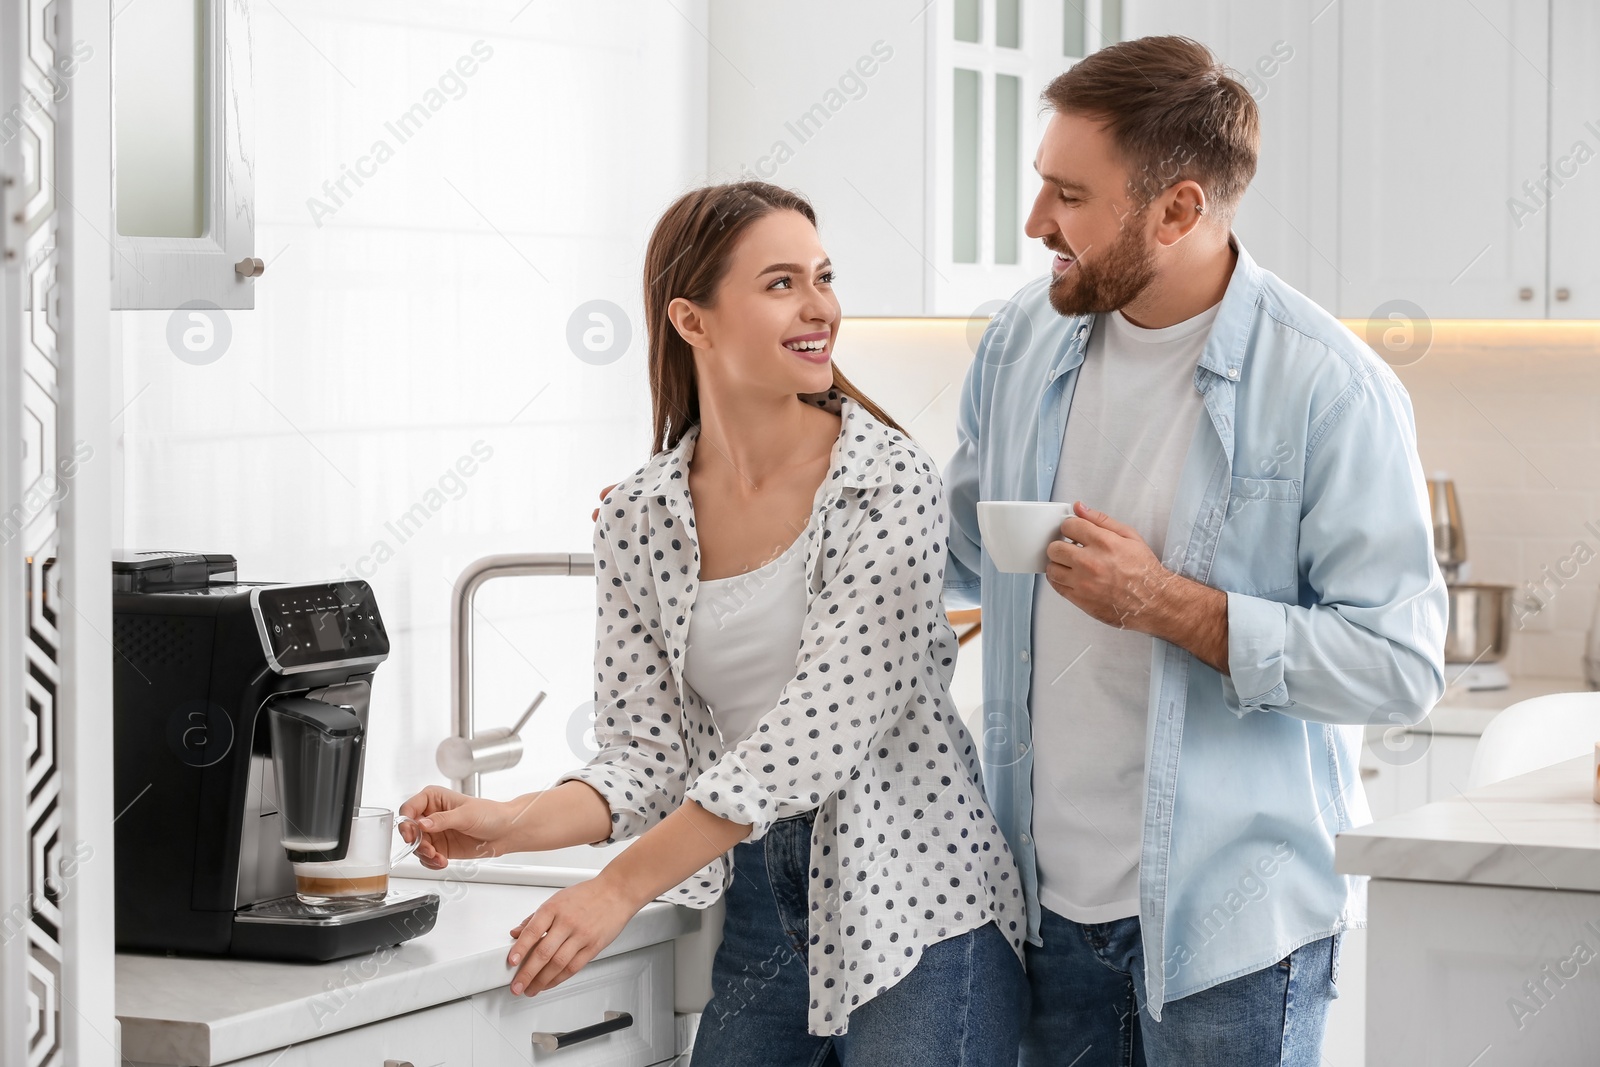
[1024,110,1157,318]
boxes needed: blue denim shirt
[942,239,1448,1018]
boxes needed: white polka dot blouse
[559,389,1025,1036]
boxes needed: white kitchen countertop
[109,676,1589,1065]
[115,876,698,1066]
[1423,674,1584,736]
[1335,755,1600,891]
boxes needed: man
[943,36,1447,1066]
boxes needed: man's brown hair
[1041,35,1259,219]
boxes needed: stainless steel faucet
[444,552,595,795]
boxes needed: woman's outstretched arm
[402,779,614,866]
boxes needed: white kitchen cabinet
[707,0,1071,317]
[1359,728,1485,823]
[1130,0,1600,322]
[1358,741,1430,825]
[1365,878,1600,1066]
[707,0,932,317]
[716,0,1350,316]
[1337,0,1550,320]
[112,0,258,310]
[1337,0,1600,321]
[711,0,1589,321]
[928,0,1105,315]
[205,943,676,1067]
[116,878,695,1067]
[1124,0,1339,310]
[1343,761,1600,1066]
[1424,733,1481,802]
[1344,729,1475,1067]
[471,942,675,1067]
[217,999,473,1067]
[1546,0,1600,319]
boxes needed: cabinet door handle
[1518,287,1535,301]
[1360,766,1378,780]
[383,1061,415,1067]
[531,1010,634,1052]
[1556,287,1571,301]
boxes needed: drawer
[471,942,675,1067]
[220,998,472,1067]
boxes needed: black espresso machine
[111,550,438,961]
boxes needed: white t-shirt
[683,522,811,748]
[1029,301,1218,922]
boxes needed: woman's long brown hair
[642,181,906,454]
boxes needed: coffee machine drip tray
[231,890,440,962]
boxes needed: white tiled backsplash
[841,316,1600,686]
[1395,326,1600,683]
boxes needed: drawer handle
[1360,766,1378,780]
[531,1010,634,1053]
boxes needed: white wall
[116,0,710,811]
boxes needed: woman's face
[682,209,840,398]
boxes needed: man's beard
[1047,207,1157,317]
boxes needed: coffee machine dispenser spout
[266,697,365,863]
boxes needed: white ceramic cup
[977,500,1075,573]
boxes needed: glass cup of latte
[291,806,421,905]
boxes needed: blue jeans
[691,809,1027,1067]
[1020,908,1340,1067]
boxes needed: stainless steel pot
[1443,583,1513,664]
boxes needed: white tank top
[683,524,811,749]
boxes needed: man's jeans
[691,809,1028,1067]
[1021,907,1341,1067]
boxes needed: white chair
[1466,691,1600,788]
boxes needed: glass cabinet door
[111,0,256,309]
[933,0,1121,313]
[114,0,206,239]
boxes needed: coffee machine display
[111,550,439,962]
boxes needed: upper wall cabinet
[930,0,1116,315]
[708,0,1099,317]
[1125,1,1340,313]
[1135,0,1597,321]
[1547,0,1600,319]
[707,0,931,317]
[112,0,257,311]
[1337,0,1550,320]
[718,0,1597,320]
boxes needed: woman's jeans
[690,809,1027,1067]
[1020,906,1341,1067]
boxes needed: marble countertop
[116,876,697,1066]
[1336,755,1600,891]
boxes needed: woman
[401,181,1025,1065]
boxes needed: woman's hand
[399,786,516,868]
[505,875,643,997]
[590,482,618,523]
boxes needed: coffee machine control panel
[249,581,390,675]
